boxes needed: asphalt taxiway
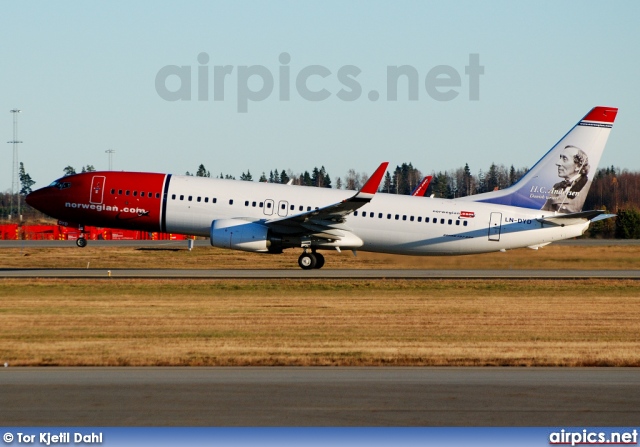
[1,367,638,426]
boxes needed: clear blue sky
[2,1,639,192]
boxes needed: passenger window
[425,217,430,223]
[125,190,130,196]
[410,216,414,221]
[188,196,192,201]
[307,206,311,211]
[133,191,138,197]
[155,193,160,199]
[253,202,257,207]
[290,205,294,210]
[197,197,201,202]
[370,212,374,218]
[463,221,468,226]
[229,199,234,205]
[402,215,407,221]
[171,194,176,200]
[456,220,460,225]
[118,189,122,195]
[354,211,359,216]
[259,202,263,207]
[281,204,286,209]
[180,195,184,200]
[266,202,271,208]
[378,213,383,218]
[140,192,145,197]
[205,197,209,203]
[110,189,115,194]
[417,217,422,222]
[395,215,399,220]
[448,219,452,225]
[245,201,249,206]
[440,219,445,224]
[213,198,217,203]
[387,214,391,219]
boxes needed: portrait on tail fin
[541,145,591,213]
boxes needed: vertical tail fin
[460,106,618,213]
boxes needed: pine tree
[63,166,76,176]
[19,162,35,195]
[196,164,210,177]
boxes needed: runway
[1,268,639,279]
[1,367,638,426]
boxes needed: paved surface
[2,239,640,248]
[1,268,639,279]
[1,367,638,426]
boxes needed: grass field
[1,243,640,269]
[1,278,639,367]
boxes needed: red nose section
[26,187,56,217]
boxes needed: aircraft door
[263,199,274,216]
[90,175,106,204]
[278,200,289,217]
[488,212,502,241]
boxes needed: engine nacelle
[210,219,271,253]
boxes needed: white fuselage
[164,176,586,255]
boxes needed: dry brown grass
[1,278,639,367]
[1,243,640,269]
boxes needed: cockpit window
[48,179,71,190]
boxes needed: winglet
[358,162,389,196]
[411,175,433,197]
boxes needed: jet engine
[210,219,281,253]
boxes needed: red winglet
[359,162,389,195]
[582,107,618,123]
[411,175,433,197]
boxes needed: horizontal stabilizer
[538,210,615,226]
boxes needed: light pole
[105,149,115,170]
[7,109,23,220]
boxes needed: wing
[264,162,388,240]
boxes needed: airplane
[26,106,618,270]
[411,175,433,197]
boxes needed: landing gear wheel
[298,252,317,270]
[313,253,325,269]
[76,237,88,248]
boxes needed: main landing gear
[297,250,325,270]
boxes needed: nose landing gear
[76,225,88,248]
